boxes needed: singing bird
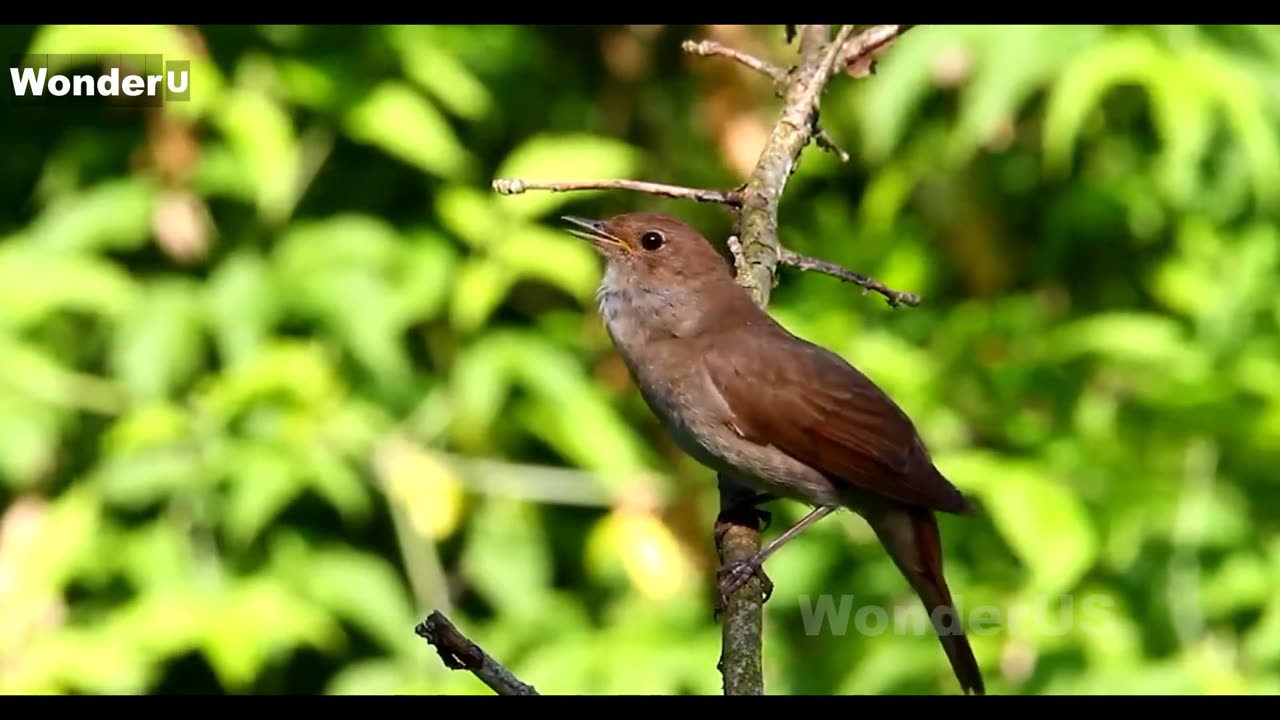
[561,211,985,695]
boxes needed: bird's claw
[713,557,773,619]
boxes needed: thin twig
[779,248,921,307]
[492,177,742,207]
[415,610,539,696]
[682,39,849,162]
[682,39,782,79]
[842,24,916,73]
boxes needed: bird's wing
[701,328,974,515]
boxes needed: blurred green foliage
[2,24,1280,695]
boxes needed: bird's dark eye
[640,231,665,251]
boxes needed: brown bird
[561,211,985,695]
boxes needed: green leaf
[211,89,300,222]
[0,334,124,414]
[108,278,206,401]
[394,231,457,324]
[1044,311,1200,370]
[948,25,1101,163]
[205,250,280,366]
[220,441,304,548]
[275,214,402,275]
[857,25,983,163]
[939,450,1098,596]
[23,486,104,595]
[494,133,643,219]
[461,497,552,620]
[513,347,650,478]
[92,448,204,510]
[489,224,602,302]
[195,341,343,423]
[1199,553,1271,618]
[435,184,506,250]
[118,520,199,590]
[1187,46,1280,212]
[449,257,515,333]
[201,579,341,691]
[0,390,60,489]
[299,442,372,522]
[387,25,494,120]
[1041,31,1225,210]
[343,81,475,180]
[272,537,419,656]
[22,177,158,253]
[0,244,137,329]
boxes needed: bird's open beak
[560,216,627,252]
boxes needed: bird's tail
[869,505,986,695]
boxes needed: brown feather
[702,323,975,516]
[867,505,986,695]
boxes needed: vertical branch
[714,474,768,694]
[712,23,855,696]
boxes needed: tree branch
[681,39,849,162]
[492,177,742,207]
[714,475,767,695]
[733,23,854,307]
[779,248,921,307]
[415,610,539,696]
[479,23,922,697]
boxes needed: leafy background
[2,24,1279,695]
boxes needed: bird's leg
[717,505,838,609]
[715,490,775,548]
[713,484,778,620]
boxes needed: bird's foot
[713,554,773,619]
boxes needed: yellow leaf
[379,441,465,542]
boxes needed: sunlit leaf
[0,390,60,489]
[201,579,341,691]
[343,81,475,180]
[948,25,1100,163]
[489,224,602,302]
[395,231,457,324]
[92,449,204,510]
[379,441,467,542]
[220,441,304,548]
[857,25,983,163]
[205,250,280,366]
[387,25,494,120]
[212,89,300,222]
[22,178,157,253]
[449,257,515,333]
[108,278,206,402]
[272,536,419,656]
[0,244,138,329]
